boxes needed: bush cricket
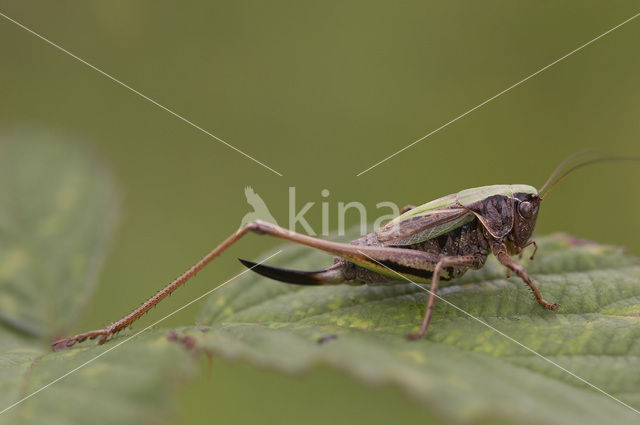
[53,154,638,348]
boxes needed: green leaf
[0,326,195,425]
[0,132,194,425]
[189,231,640,425]
[0,130,119,338]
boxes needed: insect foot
[405,331,424,341]
[531,292,559,311]
[51,327,114,350]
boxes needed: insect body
[239,184,554,340]
[52,155,635,348]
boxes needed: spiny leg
[511,240,537,277]
[406,255,483,340]
[517,240,538,261]
[492,242,558,311]
[52,221,297,348]
[53,220,444,349]
[524,240,538,260]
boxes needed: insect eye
[518,201,534,218]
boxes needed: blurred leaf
[0,132,195,425]
[0,325,42,415]
[0,130,119,338]
[190,231,640,425]
[0,329,194,425]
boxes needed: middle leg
[406,255,484,340]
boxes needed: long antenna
[540,152,640,199]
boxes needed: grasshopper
[53,155,636,348]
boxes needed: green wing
[377,184,538,246]
[376,194,474,246]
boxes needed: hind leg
[54,220,446,349]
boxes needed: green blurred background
[1,1,639,424]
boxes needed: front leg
[517,240,538,261]
[492,242,558,311]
